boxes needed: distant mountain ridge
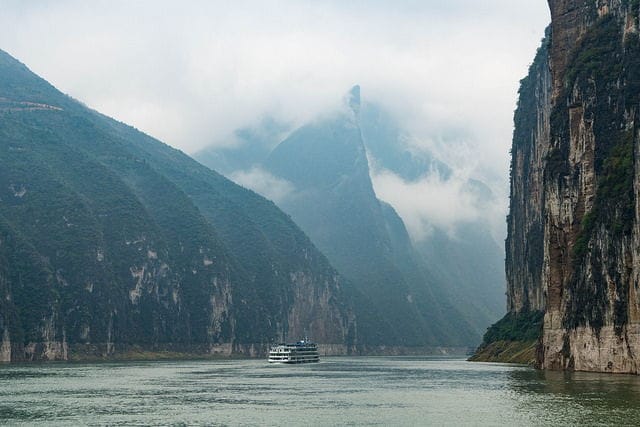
[0,49,355,361]
[197,85,506,347]
[263,86,459,346]
[359,102,506,332]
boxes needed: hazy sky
[0,0,550,240]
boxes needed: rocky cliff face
[505,0,640,373]
[506,29,551,314]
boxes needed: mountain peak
[346,85,361,116]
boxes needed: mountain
[262,86,478,347]
[0,49,356,362]
[359,102,506,331]
[194,116,289,176]
[197,86,507,348]
[475,1,640,373]
[196,84,509,347]
[359,102,451,182]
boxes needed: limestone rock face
[506,30,551,314]
[507,0,640,373]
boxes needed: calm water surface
[1,356,640,425]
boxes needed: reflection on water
[507,368,640,425]
[1,357,639,425]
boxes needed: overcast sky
[0,0,550,239]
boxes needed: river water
[1,356,640,426]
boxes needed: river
[2,356,639,425]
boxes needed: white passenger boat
[268,339,319,364]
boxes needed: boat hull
[268,341,319,364]
[268,359,319,364]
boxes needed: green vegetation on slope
[546,14,640,333]
[0,49,353,360]
[470,311,543,364]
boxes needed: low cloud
[0,1,549,161]
[230,167,295,203]
[370,165,505,243]
[0,0,550,239]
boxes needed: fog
[0,0,550,240]
[231,167,295,204]
[370,165,506,243]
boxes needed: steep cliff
[490,0,640,373]
[506,29,551,315]
[263,87,479,347]
[542,0,640,373]
[0,50,355,362]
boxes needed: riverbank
[468,311,543,365]
[468,340,537,364]
[1,342,473,363]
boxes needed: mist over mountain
[360,102,452,183]
[0,2,551,357]
[195,117,289,177]
[196,86,506,345]
[359,101,506,325]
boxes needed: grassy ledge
[469,310,543,365]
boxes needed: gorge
[8,0,639,373]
